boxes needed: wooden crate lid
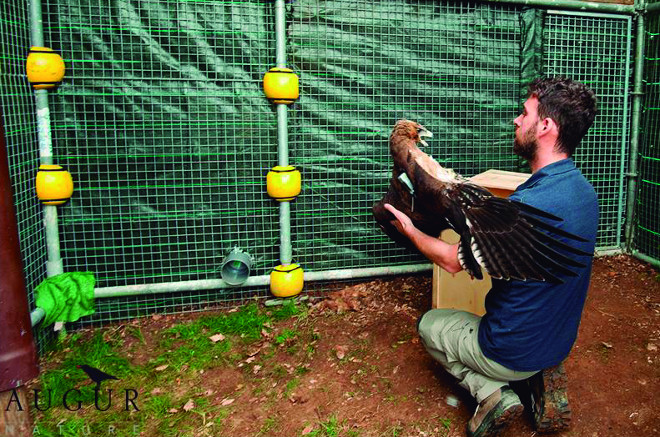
[468,169,531,191]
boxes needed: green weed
[306,415,342,437]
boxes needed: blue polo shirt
[478,159,599,371]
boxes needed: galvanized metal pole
[30,0,64,278]
[275,0,293,265]
[625,2,646,249]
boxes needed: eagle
[372,119,590,283]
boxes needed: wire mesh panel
[0,3,53,351]
[636,11,660,261]
[543,11,632,250]
[40,0,279,323]
[288,0,523,271]
[3,0,632,326]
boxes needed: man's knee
[416,308,461,336]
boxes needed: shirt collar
[517,158,576,190]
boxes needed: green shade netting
[43,1,525,287]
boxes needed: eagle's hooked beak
[417,125,433,147]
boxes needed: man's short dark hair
[527,77,597,156]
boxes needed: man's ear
[538,117,557,137]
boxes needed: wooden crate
[431,169,531,315]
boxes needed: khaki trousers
[417,308,538,403]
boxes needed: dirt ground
[240,253,659,437]
[216,254,659,437]
[31,254,659,436]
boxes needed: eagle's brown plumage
[373,119,590,283]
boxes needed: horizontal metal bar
[647,2,660,14]
[93,264,433,299]
[632,250,660,269]
[547,9,632,19]
[30,308,46,327]
[485,0,635,14]
[594,247,624,257]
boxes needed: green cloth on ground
[35,272,95,326]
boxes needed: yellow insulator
[26,47,65,90]
[267,165,301,201]
[263,67,299,104]
[36,164,74,205]
[270,264,304,298]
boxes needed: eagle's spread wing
[373,119,592,284]
[411,163,590,283]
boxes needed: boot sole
[492,403,524,435]
[530,364,572,432]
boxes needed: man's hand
[384,203,416,238]
[384,203,462,274]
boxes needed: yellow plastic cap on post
[263,67,299,104]
[267,165,301,201]
[270,264,304,298]
[36,164,74,205]
[26,47,65,90]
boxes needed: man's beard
[514,126,538,161]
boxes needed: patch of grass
[146,393,174,417]
[275,328,299,345]
[38,330,132,405]
[257,415,281,436]
[306,415,343,437]
[124,325,146,345]
[439,417,452,429]
[270,299,306,321]
[154,301,304,371]
[295,364,310,376]
[33,417,86,437]
[214,407,231,424]
[284,377,300,397]
[33,300,308,437]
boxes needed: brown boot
[528,363,572,432]
[466,386,524,437]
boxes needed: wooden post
[0,387,32,436]
[0,110,39,436]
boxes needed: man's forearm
[406,228,463,274]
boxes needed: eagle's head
[391,119,433,147]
